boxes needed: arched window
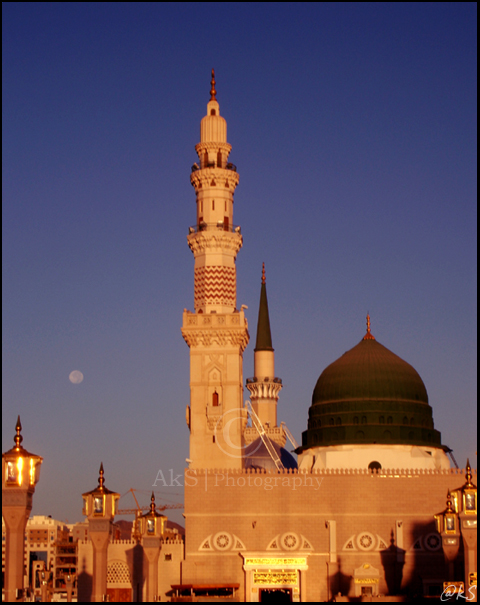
[387,416,393,424]
[329,418,334,426]
[361,416,367,424]
[354,416,359,425]
[217,151,223,168]
[212,391,219,407]
[403,416,409,425]
[379,416,385,424]
[410,417,415,425]
[210,109,216,116]
[368,461,382,473]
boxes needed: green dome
[301,332,444,451]
[312,338,428,406]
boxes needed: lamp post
[139,492,166,602]
[82,463,119,603]
[452,460,477,603]
[435,491,461,584]
[2,417,43,602]
[64,572,76,603]
[39,569,49,603]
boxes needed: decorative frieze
[190,167,239,191]
[181,327,249,351]
[246,380,283,401]
[187,231,243,256]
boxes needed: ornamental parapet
[182,310,249,351]
[184,467,477,477]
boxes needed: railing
[246,377,282,384]
[188,223,241,234]
[191,162,237,172]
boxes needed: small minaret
[182,72,249,469]
[246,264,284,446]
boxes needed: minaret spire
[246,265,283,440]
[255,263,273,352]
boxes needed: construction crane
[245,400,284,471]
[445,447,460,469]
[117,488,183,515]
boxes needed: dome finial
[210,69,217,101]
[363,313,375,340]
[150,491,156,514]
[262,262,266,285]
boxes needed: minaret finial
[210,69,216,101]
[14,415,23,449]
[363,313,375,340]
[262,262,266,285]
[150,491,156,513]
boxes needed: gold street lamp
[82,463,119,603]
[139,493,166,602]
[435,490,461,585]
[2,417,43,602]
[451,460,477,603]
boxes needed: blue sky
[2,2,476,524]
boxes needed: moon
[69,370,84,384]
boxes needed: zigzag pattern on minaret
[194,266,236,309]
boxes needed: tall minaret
[182,71,249,469]
[246,264,285,447]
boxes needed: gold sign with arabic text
[253,571,298,586]
[354,578,379,584]
[245,558,306,567]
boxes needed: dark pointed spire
[255,263,273,351]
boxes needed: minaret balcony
[191,162,237,172]
[188,223,241,234]
[246,377,282,385]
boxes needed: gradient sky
[2,2,477,526]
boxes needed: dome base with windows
[298,443,451,471]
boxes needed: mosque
[175,71,476,602]
[5,72,475,603]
